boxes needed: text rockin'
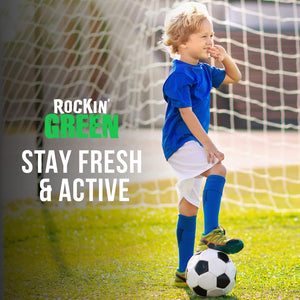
[44,98,118,139]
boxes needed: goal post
[1,0,300,212]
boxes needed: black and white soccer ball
[186,249,236,297]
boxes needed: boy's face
[180,18,214,64]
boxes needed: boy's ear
[179,43,187,50]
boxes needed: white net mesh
[1,0,300,211]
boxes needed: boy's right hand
[203,141,224,164]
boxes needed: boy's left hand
[207,45,227,62]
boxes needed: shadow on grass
[40,202,71,278]
[181,286,239,300]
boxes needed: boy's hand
[203,141,225,164]
[207,45,227,62]
[208,45,242,84]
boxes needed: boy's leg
[202,174,225,235]
[177,198,197,274]
[174,178,202,286]
[197,164,243,254]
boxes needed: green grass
[4,205,300,299]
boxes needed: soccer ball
[186,249,236,297]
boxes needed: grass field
[4,204,300,299]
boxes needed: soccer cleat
[174,270,187,287]
[196,240,209,252]
[200,226,244,254]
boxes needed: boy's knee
[202,163,226,178]
[217,164,226,177]
[179,198,198,216]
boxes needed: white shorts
[168,140,219,208]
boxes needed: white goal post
[1,0,300,211]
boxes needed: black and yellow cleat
[174,270,187,287]
[200,226,244,254]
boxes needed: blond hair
[162,2,210,55]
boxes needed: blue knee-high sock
[202,175,226,235]
[176,214,197,273]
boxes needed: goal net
[1,0,300,212]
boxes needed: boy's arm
[208,45,242,84]
[179,107,224,164]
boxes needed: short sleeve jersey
[162,60,226,160]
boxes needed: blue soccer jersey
[162,60,226,160]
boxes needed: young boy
[161,2,244,286]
